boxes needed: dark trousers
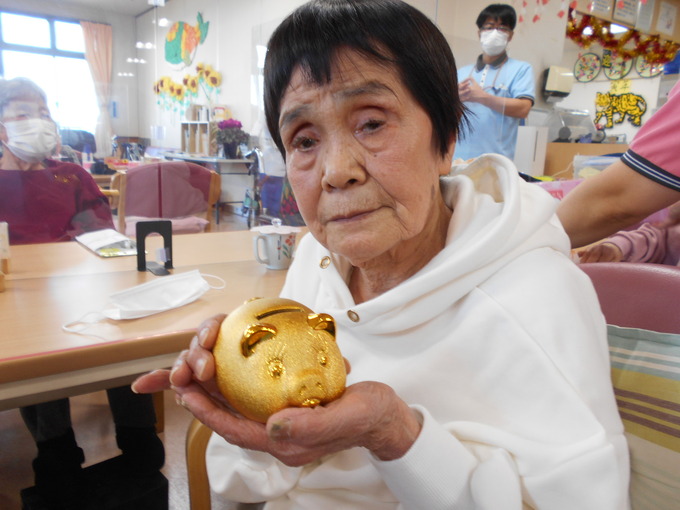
[20,385,156,442]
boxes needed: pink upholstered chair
[578,263,680,509]
[116,161,221,235]
[579,262,680,334]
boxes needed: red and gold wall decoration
[567,8,680,65]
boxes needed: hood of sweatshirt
[281,154,570,335]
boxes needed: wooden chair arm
[186,418,214,510]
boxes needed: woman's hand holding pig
[132,314,422,466]
[131,314,226,395]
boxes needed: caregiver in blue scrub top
[454,4,535,161]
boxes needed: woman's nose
[321,138,366,191]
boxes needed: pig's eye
[268,358,285,378]
[318,353,328,367]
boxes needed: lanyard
[466,58,509,145]
[469,59,507,91]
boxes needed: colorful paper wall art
[153,62,222,115]
[594,91,647,128]
[574,52,601,82]
[165,13,209,68]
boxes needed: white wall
[0,0,615,150]
[136,0,305,149]
[135,0,571,150]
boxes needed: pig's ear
[241,323,277,357]
[307,313,336,339]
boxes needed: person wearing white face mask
[0,77,165,508]
[0,78,115,243]
[2,112,59,164]
[454,4,535,162]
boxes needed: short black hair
[476,4,517,30]
[264,0,466,160]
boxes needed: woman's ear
[439,136,456,176]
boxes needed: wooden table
[0,231,289,411]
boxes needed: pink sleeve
[628,81,680,181]
[607,223,670,264]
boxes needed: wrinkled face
[278,49,453,266]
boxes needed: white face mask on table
[62,270,225,336]
[480,29,509,57]
[1,118,59,164]
[102,269,216,320]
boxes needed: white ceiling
[61,0,163,18]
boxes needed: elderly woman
[135,1,628,508]
[0,77,113,244]
[0,78,164,507]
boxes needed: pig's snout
[289,371,327,407]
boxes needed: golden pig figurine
[214,297,346,423]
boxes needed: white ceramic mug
[253,232,297,270]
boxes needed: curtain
[81,21,113,159]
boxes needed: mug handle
[253,235,269,265]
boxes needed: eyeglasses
[480,24,512,34]
[2,101,53,122]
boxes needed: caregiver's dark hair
[264,0,467,159]
[475,4,517,30]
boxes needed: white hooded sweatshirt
[207,154,630,510]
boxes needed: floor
[0,211,250,510]
[0,391,199,510]
[212,208,251,233]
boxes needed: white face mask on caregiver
[1,118,59,164]
[480,29,510,57]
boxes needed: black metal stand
[135,220,173,275]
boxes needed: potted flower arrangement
[215,118,250,158]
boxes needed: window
[0,11,99,133]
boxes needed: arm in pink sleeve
[607,223,669,264]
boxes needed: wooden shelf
[180,121,216,155]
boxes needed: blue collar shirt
[454,54,535,161]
